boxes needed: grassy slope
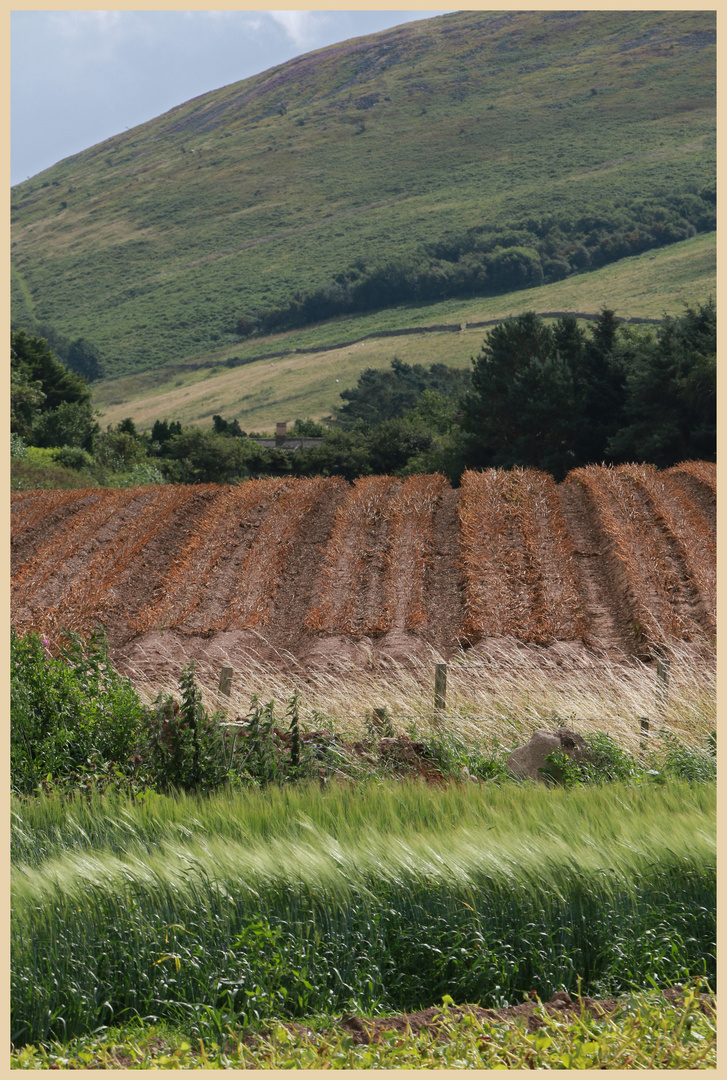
[94,231,715,432]
[11,9,715,377]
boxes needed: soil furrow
[182,480,289,634]
[11,464,716,675]
[106,486,227,643]
[359,480,401,637]
[624,466,714,638]
[266,478,349,651]
[425,484,465,656]
[557,479,636,657]
[11,490,106,580]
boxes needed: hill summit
[11,9,715,379]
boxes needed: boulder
[507,727,588,783]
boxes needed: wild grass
[11,781,716,1046]
[123,635,716,754]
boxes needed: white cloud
[267,10,318,49]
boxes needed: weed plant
[10,984,716,1069]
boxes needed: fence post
[434,663,447,714]
[218,666,234,713]
[639,716,650,754]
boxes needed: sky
[11,9,449,187]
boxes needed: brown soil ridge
[666,462,717,531]
[424,482,465,656]
[10,464,716,673]
[626,465,715,637]
[250,477,348,651]
[266,987,715,1047]
[613,467,707,643]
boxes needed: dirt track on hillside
[11,463,715,684]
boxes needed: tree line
[236,192,715,338]
[11,301,715,490]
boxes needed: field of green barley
[12,779,715,1061]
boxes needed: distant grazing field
[94,232,715,432]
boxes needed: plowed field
[12,463,715,683]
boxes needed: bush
[657,732,717,783]
[32,400,99,451]
[52,445,94,471]
[108,462,166,487]
[10,432,28,460]
[11,628,147,796]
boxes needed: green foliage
[11,330,91,413]
[607,300,716,467]
[11,457,99,492]
[10,628,147,796]
[462,302,716,479]
[290,417,325,437]
[463,311,578,479]
[657,732,718,783]
[10,781,715,1046]
[10,432,28,460]
[246,197,714,338]
[31,399,99,451]
[212,414,245,437]
[336,358,470,426]
[143,663,229,794]
[158,428,290,483]
[106,461,166,488]
[51,446,95,471]
[10,984,717,1069]
[10,366,46,442]
[93,426,150,471]
[150,418,183,449]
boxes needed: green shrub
[52,445,94,471]
[657,732,717,783]
[10,432,28,460]
[10,628,147,796]
[108,461,166,487]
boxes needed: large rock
[507,727,589,783]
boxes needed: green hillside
[11,9,715,381]
[94,231,715,433]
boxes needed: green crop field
[11,781,715,1053]
[11,9,715,383]
[94,231,715,432]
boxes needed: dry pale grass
[125,634,715,756]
